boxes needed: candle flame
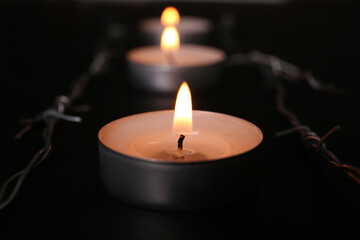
[174,82,193,134]
[161,6,180,26]
[161,26,180,52]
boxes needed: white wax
[99,110,263,163]
[126,44,226,67]
[139,16,213,39]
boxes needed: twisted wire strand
[229,50,359,185]
[0,23,129,210]
[274,79,360,185]
[0,122,53,210]
[0,96,71,210]
[227,51,343,93]
[0,49,112,210]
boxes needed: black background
[1,1,360,239]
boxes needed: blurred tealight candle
[139,6,214,44]
[127,18,225,93]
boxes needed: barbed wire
[0,47,115,211]
[0,22,127,210]
[274,81,360,185]
[228,51,360,185]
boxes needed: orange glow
[173,82,193,134]
[161,26,180,52]
[161,6,180,26]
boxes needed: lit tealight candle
[127,8,226,93]
[139,6,213,44]
[98,82,263,211]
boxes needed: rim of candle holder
[127,57,226,71]
[126,50,227,93]
[98,110,263,164]
[98,136,264,166]
[126,44,227,68]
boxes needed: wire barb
[0,23,125,210]
[0,48,113,211]
[270,64,360,185]
[228,50,359,185]
[15,95,82,140]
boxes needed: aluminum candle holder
[128,7,225,93]
[126,44,226,93]
[98,110,263,211]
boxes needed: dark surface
[1,1,360,239]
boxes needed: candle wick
[176,134,185,158]
[165,52,177,66]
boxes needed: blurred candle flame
[161,6,180,26]
[174,82,193,134]
[161,26,180,52]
